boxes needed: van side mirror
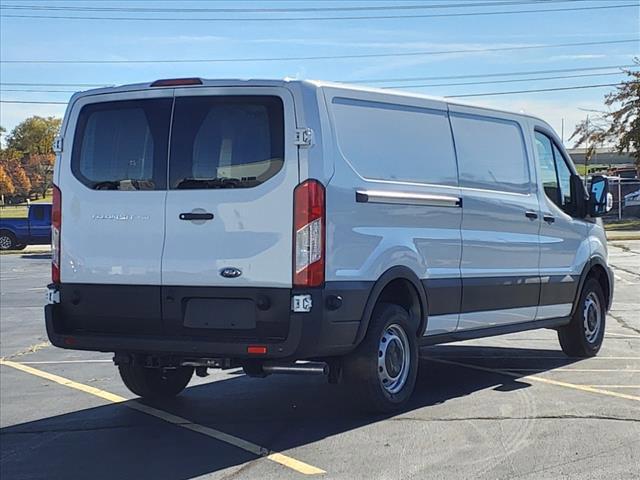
[569,174,587,218]
[588,175,613,217]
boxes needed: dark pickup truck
[0,204,52,250]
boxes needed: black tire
[344,303,419,413]
[558,278,606,357]
[118,363,194,399]
[0,231,17,251]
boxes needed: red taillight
[150,78,203,87]
[52,184,61,283]
[293,179,325,287]
[247,345,267,355]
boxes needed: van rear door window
[169,96,284,189]
[72,99,173,190]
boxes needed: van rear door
[161,88,299,336]
[58,91,173,335]
[61,91,173,286]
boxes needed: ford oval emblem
[220,267,242,278]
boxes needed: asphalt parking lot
[1,243,639,480]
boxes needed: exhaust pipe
[262,362,328,376]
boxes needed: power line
[384,71,633,89]
[1,3,637,21]
[1,89,79,93]
[2,70,635,94]
[445,82,632,97]
[1,64,636,88]
[0,82,111,87]
[0,1,593,13]
[1,82,633,105]
[2,39,637,64]
[346,63,639,83]
[0,100,68,104]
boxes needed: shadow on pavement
[19,253,52,260]
[0,345,579,479]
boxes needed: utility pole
[584,115,589,186]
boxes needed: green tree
[5,116,61,155]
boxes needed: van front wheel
[118,363,194,399]
[344,303,418,413]
[557,278,606,357]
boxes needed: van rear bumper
[45,283,370,360]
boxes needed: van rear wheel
[344,303,418,413]
[118,363,193,399]
[557,278,606,357]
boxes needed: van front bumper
[44,283,370,360]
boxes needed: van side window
[534,131,574,212]
[169,96,284,189]
[450,114,530,194]
[330,98,458,186]
[72,99,173,190]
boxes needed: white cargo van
[46,78,614,412]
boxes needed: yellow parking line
[424,356,640,360]
[583,385,640,389]
[425,357,640,403]
[506,368,640,373]
[0,359,325,475]
[606,333,640,339]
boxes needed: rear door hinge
[294,128,313,147]
[53,136,63,153]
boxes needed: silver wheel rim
[583,292,602,344]
[377,324,411,395]
[0,236,12,250]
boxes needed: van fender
[571,255,613,316]
[352,266,428,347]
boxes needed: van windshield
[169,96,284,190]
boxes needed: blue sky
[1,0,638,145]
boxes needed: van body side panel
[449,106,542,330]
[58,90,174,286]
[322,88,462,335]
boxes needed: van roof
[70,77,552,126]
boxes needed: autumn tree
[0,148,30,197]
[25,153,55,198]
[571,59,640,167]
[0,165,15,204]
[1,116,61,200]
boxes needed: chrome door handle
[525,210,538,220]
